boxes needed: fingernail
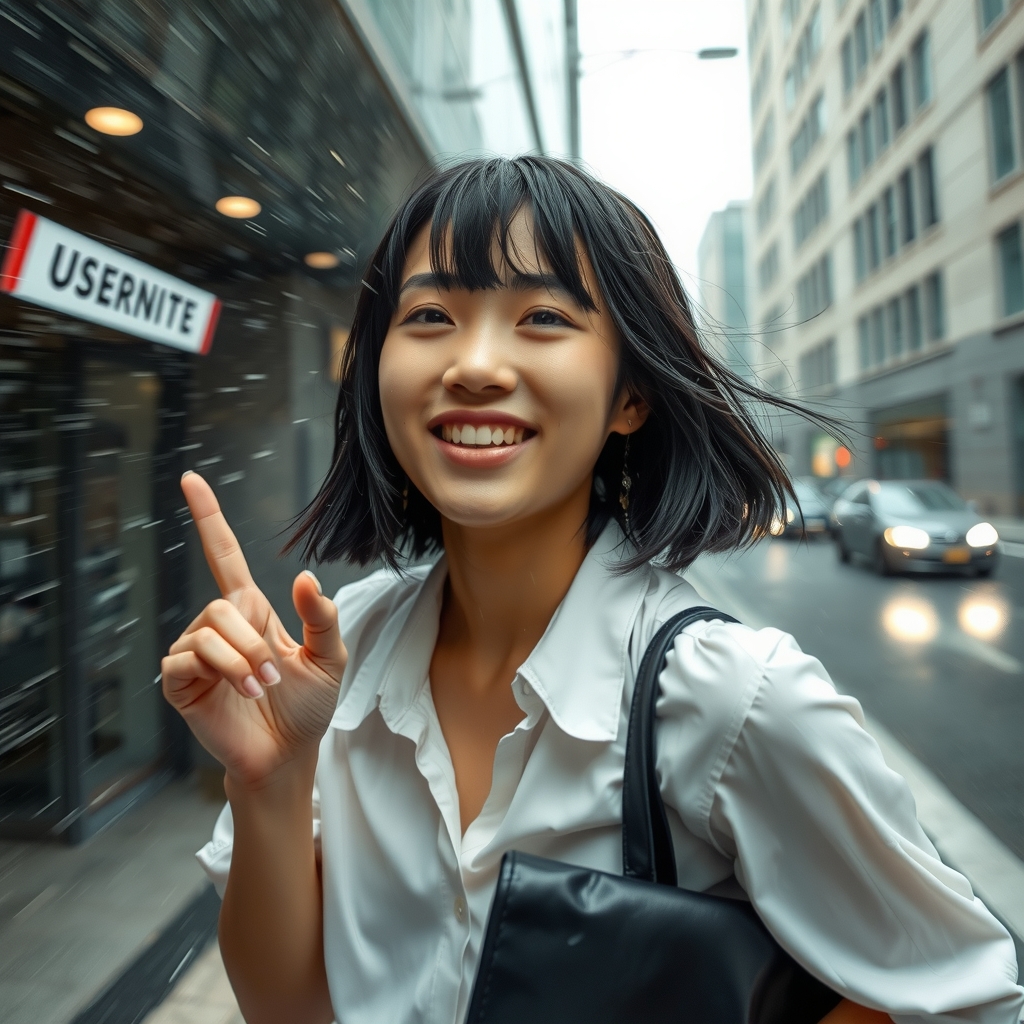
[258,661,281,686]
[303,569,323,596]
[241,675,264,699]
[181,470,194,480]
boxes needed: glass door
[78,357,165,814]
[0,344,64,828]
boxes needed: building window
[906,284,923,350]
[887,296,903,357]
[980,0,1006,32]
[858,314,871,369]
[860,108,875,168]
[758,242,781,293]
[853,217,868,282]
[987,67,1017,181]
[883,185,898,256]
[866,202,881,270]
[854,11,869,75]
[793,171,830,247]
[757,178,777,232]
[998,222,1024,316]
[869,0,885,52]
[891,61,908,131]
[784,5,823,111]
[899,167,916,243]
[799,337,837,389]
[749,0,767,50]
[797,252,833,320]
[782,0,802,42]
[847,129,862,187]
[751,49,772,113]
[754,112,776,174]
[842,35,855,94]
[888,0,903,25]
[871,306,886,365]
[924,270,945,341]
[875,88,891,152]
[918,146,939,228]
[911,31,932,109]
[790,92,826,175]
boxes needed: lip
[426,409,535,432]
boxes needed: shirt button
[522,682,532,696]
[453,896,467,923]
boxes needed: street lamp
[578,46,740,76]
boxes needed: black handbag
[465,607,843,1024]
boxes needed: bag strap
[621,606,740,885]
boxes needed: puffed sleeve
[656,621,1024,1024]
[196,776,323,897]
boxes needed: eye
[404,306,452,325]
[522,308,571,328]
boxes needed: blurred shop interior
[0,0,578,842]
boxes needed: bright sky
[578,0,753,290]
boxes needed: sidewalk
[0,776,225,1024]
[140,941,241,1024]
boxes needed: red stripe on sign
[200,298,221,354]
[0,210,38,294]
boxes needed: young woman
[163,157,1023,1024]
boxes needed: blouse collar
[330,523,651,743]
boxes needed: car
[798,475,861,535]
[769,479,832,538]
[832,479,1000,576]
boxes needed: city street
[689,537,1024,862]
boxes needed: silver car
[833,480,1000,576]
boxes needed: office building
[746,0,1024,509]
[698,201,756,379]
[0,0,578,841]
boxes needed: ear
[608,387,650,436]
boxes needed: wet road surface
[688,537,1024,862]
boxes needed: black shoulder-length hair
[287,155,834,573]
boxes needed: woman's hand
[161,472,346,791]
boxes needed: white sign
[1,211,220,354]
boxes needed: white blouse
[198,526,1023,1024]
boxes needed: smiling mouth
[435,423,532,447]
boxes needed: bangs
[421,160,597,312]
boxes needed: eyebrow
[398,271,571,297]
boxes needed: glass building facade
[0,0,576,842]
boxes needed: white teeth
[440,423,529,447]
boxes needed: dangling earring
[619,434,632,532]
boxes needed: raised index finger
[181,471,255,596]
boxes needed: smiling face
[378,211,645,533]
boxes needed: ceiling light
[85,106,143,136]
[304,251,340,269]
[216,196,262,219]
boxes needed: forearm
[219,758,332,1024]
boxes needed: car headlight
[883,525,930,550]
[966,522,999,548]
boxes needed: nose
[441,319,517,397]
